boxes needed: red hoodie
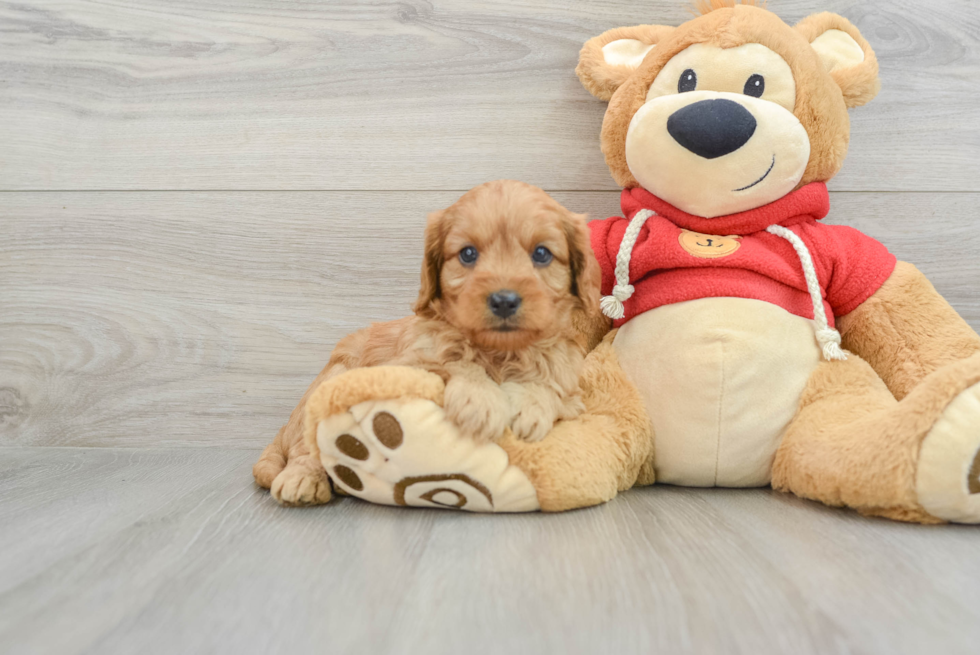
[589,183,896,328]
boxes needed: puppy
[254,180,603,505]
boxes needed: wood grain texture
[4,3,979,652]
[3,191,979,448]
[1,0,978,191]
[0,447,977,655]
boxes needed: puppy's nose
[488,290,522,318]
[667,98,757,159]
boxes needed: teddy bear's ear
[795,12,881,108]
[576,24,676,101]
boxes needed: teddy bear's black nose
[667,99,757,159]
[488,290,522,318]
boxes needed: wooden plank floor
[2,1,980,653]
[1,447,978,655]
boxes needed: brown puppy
[253,180,602,505]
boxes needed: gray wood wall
[3,0,980,449]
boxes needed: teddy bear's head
[576,1,880,218]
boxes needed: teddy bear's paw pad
[916,380,980,523]
[315,399,540,513]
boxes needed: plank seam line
[1,190,977,194]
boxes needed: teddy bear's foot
[916,381,980,523]
[314,397,540,512]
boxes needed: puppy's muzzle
[487,290,522,319]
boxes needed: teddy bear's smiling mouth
[733,155,776,192]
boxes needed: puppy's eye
[458,246,478,266]
[531,245,553,266]
[744,74,765,98]
[677,69,697,93]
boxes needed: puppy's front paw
[443,377,511,442]
[510,403,557,443]
[503,383,559,443]
[271,459,333,506]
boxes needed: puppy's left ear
[414,209,447,318]
[795,13,880,108]
[562,210,601,319]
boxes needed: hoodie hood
[621,182,830,236]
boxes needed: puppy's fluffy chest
[400,319,584,393]
[473,337,584,391]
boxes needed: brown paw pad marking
[394,473,492,509]
[419,488,467,508]
[373,411,403,449]
[969,447,980,495]
[335,434,369,461]
[333,464,364,492]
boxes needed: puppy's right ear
[414,209,447,318]
[562,210,602,319]
[576,24,675,101]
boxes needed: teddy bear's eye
[744,74,765,98]
[459,246,479,266]
[677,69,697,93]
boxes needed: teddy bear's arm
[837,261,980,400]
[497,330,655,510]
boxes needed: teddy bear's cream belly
[613,297,821,487]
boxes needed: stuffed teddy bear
[284,1,980,524]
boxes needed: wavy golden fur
[253,180,602,505]
[692,0,764,16]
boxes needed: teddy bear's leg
[496,331,656,511]
[307,332,655,512]
[307,365,546,512]
[838,261,980,399]
[772,350,980,523]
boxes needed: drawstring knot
[814,327,847,362]
[599,284,635,320]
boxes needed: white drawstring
[601,210,847,362]
[600,209,655,320]
[766,224,847,361]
